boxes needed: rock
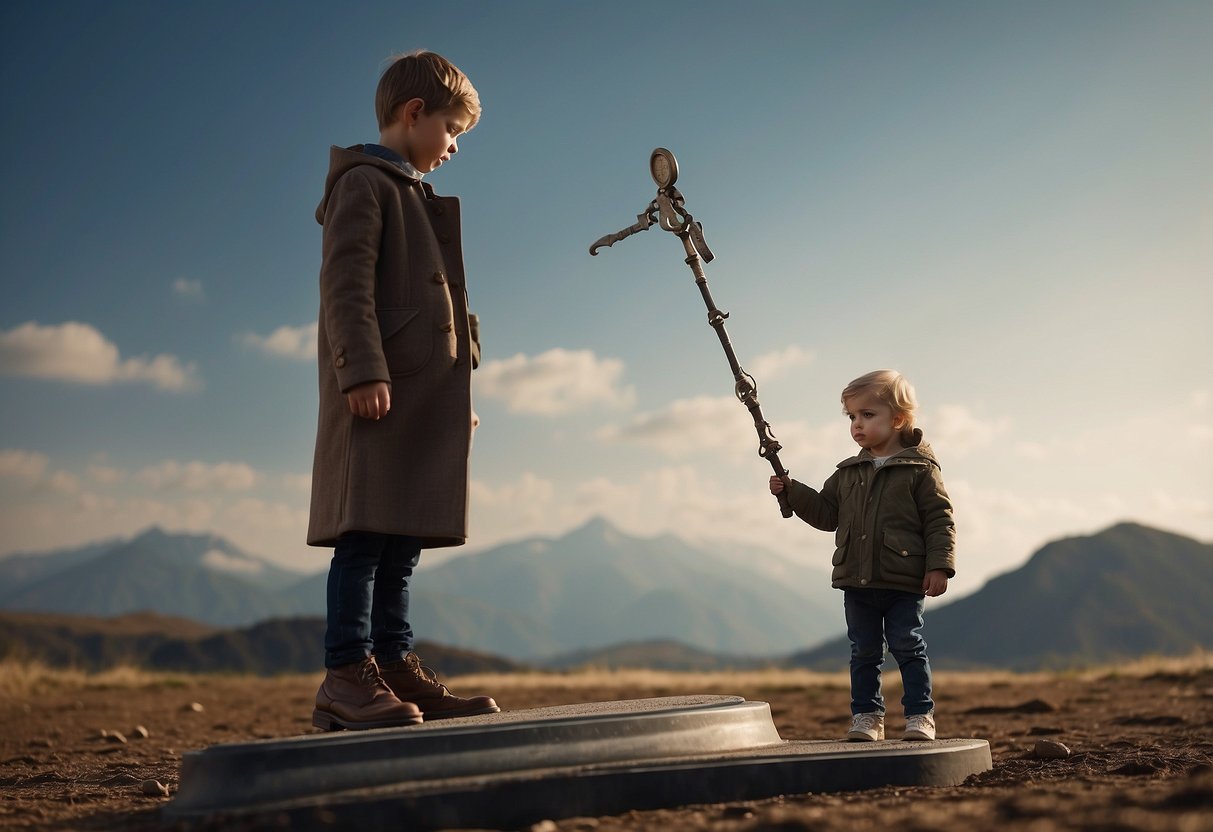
[141,779,170,797]
[131,725,150,739]
[1033,739,1071,759]
[530,821,559,832]
[186,702,205,713]
[101,730,128,745]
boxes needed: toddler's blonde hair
[842,369,919,445]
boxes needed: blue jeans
[324,532,422,669]
[843,589,934,716]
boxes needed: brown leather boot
[312,656,423,731]
[378,652,500,719]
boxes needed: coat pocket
[378,307,432,377]
[831,527,849,582]
[880,529,926,579]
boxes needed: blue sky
[2,1,1210,598]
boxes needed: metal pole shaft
[679,234,794,518]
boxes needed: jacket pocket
[880,529,926,579]
[378,307,432,377]
[831,527,849,582]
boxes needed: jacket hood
[315,145,423,224]
[838,428,941,469]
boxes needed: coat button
[335,346,345,357]
[901,549,909,556]
[335,357,346,368]
[860,578,868,585]
[861,534,867,540]
[440,321,454,332]
[433,271,446,283]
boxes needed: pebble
[141,779,170,797]
[101,730,128,745]
[131,725,150,740]
[1034,739,1071,759]
[530,821,558,832]
[186,702,205,713]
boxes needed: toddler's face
[403,105,471,173]
[843,391,902,456]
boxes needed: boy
[308,51,498,731]
[770,369,955,741]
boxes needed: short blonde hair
[375,50,481,131]
[842,369,919,443]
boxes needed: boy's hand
[347,381,391,420]
[922,569,949,597]
[769,475,787,495]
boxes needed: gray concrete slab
[166,696,992,830]
[170,695,779,815]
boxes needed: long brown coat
[307,146,478,549]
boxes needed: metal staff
[590,148,793,519]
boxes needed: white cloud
[86,464,125,484]
[749,345,815,380]
[280,473,312,492]
[0,449,50,481]
[597,395,751,457]
[474,348,635,416]
[173,277,204,300]
[241,322,318,361]
[135,460,258,491]
[928,404,1011,456]
[0,321,200,392]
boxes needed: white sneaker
[846,712,885,741]
[904,712,936,741]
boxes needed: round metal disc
[650,148,678,188]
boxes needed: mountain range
[0,519,842,660]
[4,521,1209,671]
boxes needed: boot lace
[356,657,390,690]
[405,653,451,696]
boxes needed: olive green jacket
[784,430,956,593]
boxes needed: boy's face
[401,102,472,173]
[844,391,902,456]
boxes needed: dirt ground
[1,658,1211,832]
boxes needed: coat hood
[315,145,424,224]
[837,428,941,469]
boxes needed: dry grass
[2,650,1208,702]
[0,659,270,700]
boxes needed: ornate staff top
[589,149,793,519]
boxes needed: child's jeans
[324,532,422,669]
[843,588,934,716]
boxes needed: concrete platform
[166,695,992,830]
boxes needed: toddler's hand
[769,475,786,495]
[922,569,949,597]
[347,381,391,420]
